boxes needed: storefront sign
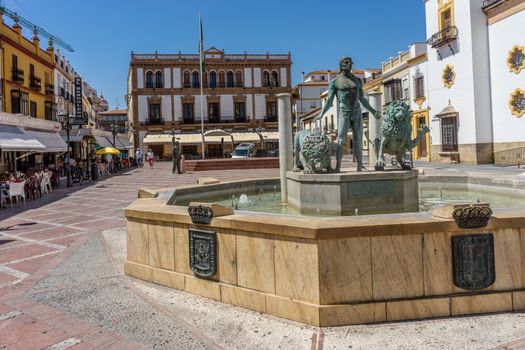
[74,77,83,125]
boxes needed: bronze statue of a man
[172,141,182,174]
[314,57,381,172]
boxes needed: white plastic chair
[8,180,26,208]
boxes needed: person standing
[147,149,154,169]
[172,141,182,174]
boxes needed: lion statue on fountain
[375,100,430,171]
[293,130,333,174]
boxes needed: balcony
[12,68,24,83]
[45,83,54,95]
[264,115,278,122]
[427,25,458,48]
[234,116,247,123]
[182,117,195,124]
[208,116,221,123]
[30,75,42,90]
[144,119,163,126]
[60,87,65,97]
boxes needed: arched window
[263,71,270,87]
[226,71,234,87]
[210,71,217,88]
[145,71,153,88]
[271,71,279,87]
[218,71,225,87]
[183,71,190,88]
[192,71,199,88]
[155,71,163,88]
[235,71,243,87]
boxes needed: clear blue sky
[4,0,426,110]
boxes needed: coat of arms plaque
[452,233,495,290]
[189,228,217,278]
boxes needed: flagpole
[199,14,205,159]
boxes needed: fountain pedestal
[286,169,419,215]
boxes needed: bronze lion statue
[375,101,429,171]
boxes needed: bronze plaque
[452,233,495,290]
[189,228,216,278]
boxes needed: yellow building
[0,15,55,120]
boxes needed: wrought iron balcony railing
[427,25,458,48]
[45,83,54,95]
[264,115,278,122]
[12,68,24,83]
[29,75,42,90]
[144,119,163,125]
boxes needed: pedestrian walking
[135,148,143,168]
[147,149,154,169]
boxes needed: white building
[425,0,525,164]
[127,48,292,159]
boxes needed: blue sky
[4,0,427,109]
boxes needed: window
[145,71,153,88]
[442,9,452,29]
[402,77,409,100]
[183,103,194,123]
[210,71,217,88]
[441,116,458,152]
[192,71,199,88]
[208,102,220,123]
[235,71,243,87]
[384,79,402,104]
[11,90,21,114]
[271,71,279,87]
[30,101,37,118]
[21,92,29,116]
[266,101,277,120]
[234,102,246,122]
[183,71,191,88]
[226,71,234,87]
[414,75,425,99]
[148,103,161,122]
[45,101,54,121]
[263,71,270,87]
[155,71,163,88]
[218,71,225,87]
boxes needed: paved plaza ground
[1,160,525,349]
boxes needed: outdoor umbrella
[96,147,120,155]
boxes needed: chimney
[301,71,305,82]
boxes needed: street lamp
[110,123,117,148]
[58,112,72,187]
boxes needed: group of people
[134,143,182,175]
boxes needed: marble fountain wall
[125,195,525,327]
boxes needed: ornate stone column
[367,91,382,168]
[277,93,293,204]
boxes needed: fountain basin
[125,176,525,326]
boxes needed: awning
[231,132,262,143]
[261,132,280,142]
[0,124,46,151]
[94,135,114,148]
[24,130,68,152]
[116,136,133,149]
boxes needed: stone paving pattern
[1,160,525,349]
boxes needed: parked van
[231,143,255,158]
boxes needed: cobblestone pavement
[1,160,525,349]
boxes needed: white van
[231,143,255,158]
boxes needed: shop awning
[231,132,262,143]
[94,135,114,148]
[116,136,133,149]
[24,130,68,152]
[0,124,46,151]
[261,132,280,141]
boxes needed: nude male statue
[313,57,381,172]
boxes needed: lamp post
[59,112,72,187]
[110,123,117,148]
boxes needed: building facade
[0,15,55,120]
[99,108,128,134]
[127,47,292,158]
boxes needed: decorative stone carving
[452,233,495,290]
[509,88,525,118]
[452,204,492,228]
[188,204,213,224]
[507,45,525,74]
[189,228,217,278]
[442,64,456,89]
